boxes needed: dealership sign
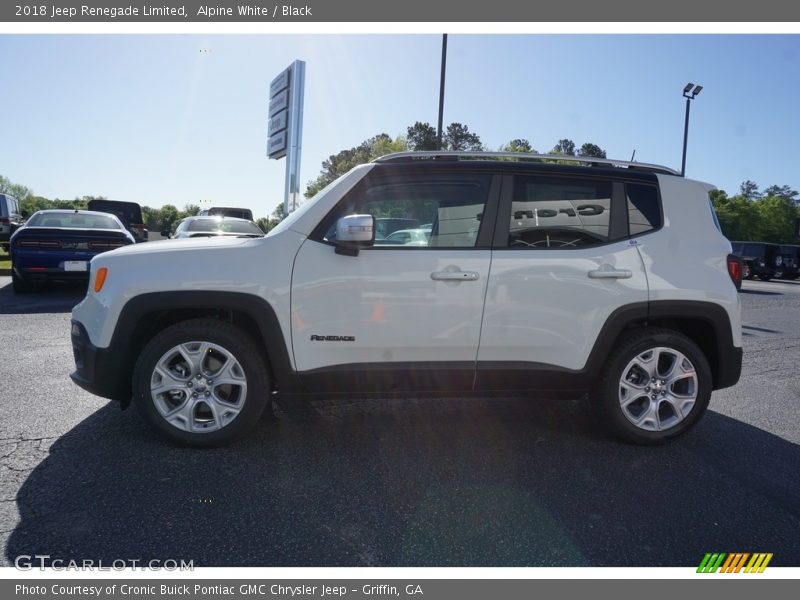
[268,60,305,215]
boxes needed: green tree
[755,196,797,242]
[711,191,762,241]
[142,206,162,231]
[763,185,798,205]
[407,121,483,152]
[0,175,33,203]
[304,133,406,199]
[501,138,535,153]
[739,180,760,201]
[552,139,576,156]
[158,204,180,233]
[406,121,438,151]
[444,122,483,151]
[578,142,607,159]
[183,203,201,217]
[255,217,271,233]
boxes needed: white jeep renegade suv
[70,152,743,446]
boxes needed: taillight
[0,217,9,224]
[727,254,742,289]
[88,241,126,250]
[16,238,62,248]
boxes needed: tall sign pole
[267,60,306,216]
[436,34,447,151]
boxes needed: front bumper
[70,320,129,403]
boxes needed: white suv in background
[70,152,742,446]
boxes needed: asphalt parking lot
[1,276,799,567]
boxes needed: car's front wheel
[132,318,272,446]
[594,328,712,445]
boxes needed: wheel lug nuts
[205,391,211,396]
[187,382,193,388]
[645,386,650,392]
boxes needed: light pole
[436,34,447,151]
[681,82,703,177]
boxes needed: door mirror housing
[335,214,374,256]
[160,230,171,239]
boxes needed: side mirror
[335,214,374,256]
[160,230,171,239]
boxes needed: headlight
[775,256,783,266]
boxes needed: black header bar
[3,1,800,22]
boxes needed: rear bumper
[70,320,128,402]
[17,267,90,282]
[14,251,95,280]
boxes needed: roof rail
[373,151,680,176]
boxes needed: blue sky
[1,34,798,218]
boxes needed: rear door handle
[588,268,632,279]
[431,270,480,281]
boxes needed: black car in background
[1,193,24,252]
[731,241,783,281]
[87,199,148,242]
[777,245,800,280]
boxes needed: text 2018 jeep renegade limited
[70,152,743,446]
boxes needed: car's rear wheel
[758,274,772,281]
[132,318,272,446]
[594,328,712,445]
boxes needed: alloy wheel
[150,341,248,433]
[618,346,699,432]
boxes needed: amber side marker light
[94,267,108,293]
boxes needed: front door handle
[431,270,480,281]
[588,268,632,279]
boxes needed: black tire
[11,269,34,294]
[593,327,712,445]
[757,274,772,282]
[132,318,273,446]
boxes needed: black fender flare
[105,291,299,404]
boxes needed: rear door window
[506,176,612,248]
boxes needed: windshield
[28,213,121,229]
[187,219,263,235]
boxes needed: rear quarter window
[626,184,662,236]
